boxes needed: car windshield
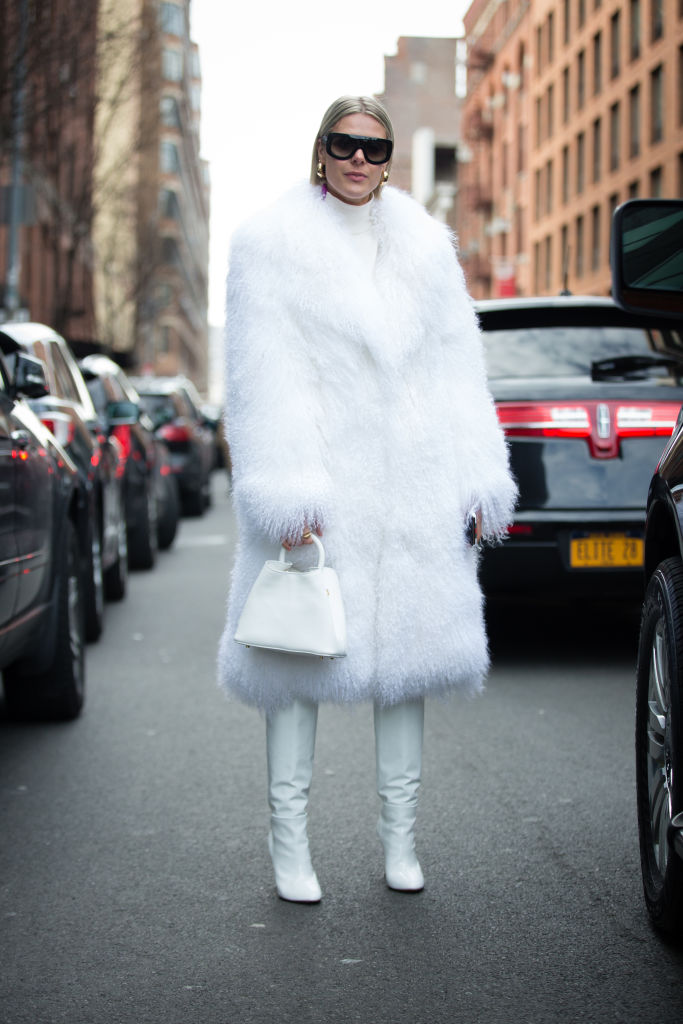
[482,325,681,378]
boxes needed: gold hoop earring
[316,162,326,180]
[381,170,389,184]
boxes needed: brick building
[378,37,464,227]
[1,0,210,390]
[459,0,683,298]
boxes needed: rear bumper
[480,510,646,599]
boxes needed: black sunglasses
[322,132,393,165]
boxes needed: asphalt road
[1,475,682,1024]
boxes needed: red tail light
[159,422,191,443]
[496,400,681,459]
[112,424,133,463]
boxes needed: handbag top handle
[278,533,326,571]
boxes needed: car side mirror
[11,351,49,400]
[106,399,139,426]
[611,199,683,320]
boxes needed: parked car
[477,295,683,601]
[130,375,214,516]
[0,334,87,719]
[0,323,127,640]
[79,355,180,564]
[611,198,683,936]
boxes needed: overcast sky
[190,0,467,324]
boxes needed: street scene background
[2,479,681,1024]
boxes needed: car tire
[128,483,158,570]
[157,476,179,550]
[84,508,104,642]
[3,520,86,721]
[183,485,205,517]
[636,557,683,936]
[104,517,128,601]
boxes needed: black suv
[0,334,86,719]
[611,198,683,936]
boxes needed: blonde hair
[310,95,395,200]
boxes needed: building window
[160,95,181,129]
[576,214,585,277]
[563,66,571,123]
[563,0,571,43]
[609,102,620,171]
[577,131,586,193]
[535,96,543,146]
[650,166,663,196]
[517,122,525,173]
[651,0,664,41]
[547,84,554,137]
[630,0,641,60]
[160,141,180,175]
[680,46,683,126]
[610,12,621,79]
[535,168,543,220]
[548,12,555,63]
[592,117,602,181]
[162,47,183,82]
[579,0,586,28]
[159,188,181,219]
[593,32,602,94]
[562,145,570,203]
[546,159,554,215]
[161,2,185,36]
[534,242,541,293]
[629,179,640,197]
[629,85,641,157]
[577,49,586,109]
[536,24,543,72]
[591,205,601,270]
[608,193,620,220]
[544,235,552,291]
[651,64,664,143]
[560,224,570,288]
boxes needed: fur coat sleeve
[224,211,333,544]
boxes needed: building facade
[1,0,210,390]
[459,0,683,298]
[378,37,464,227]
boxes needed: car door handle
[11,429,31,447]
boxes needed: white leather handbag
[234,534,347,658]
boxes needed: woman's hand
[281,524,323,551]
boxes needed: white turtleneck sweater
[325,191,378,276]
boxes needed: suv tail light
[496,400,681,459]
[112,424,133,462]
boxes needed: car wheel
[157,475,179,550]
[104,517,128,601]
[636,557,683,936]
[3,520,86,720]
[128,483,158,570]
[84,510,104,642]
[183,485,205,517]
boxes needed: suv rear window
[482,326,674,379]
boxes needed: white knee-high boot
[266,698,321,903]
[374,698,425,892]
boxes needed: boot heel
[269,816,322,903]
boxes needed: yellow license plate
[570,533,644,569]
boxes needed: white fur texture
[218,182,517,712]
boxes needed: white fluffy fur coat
[217,182,517,711]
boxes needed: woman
[218,96,517,903]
